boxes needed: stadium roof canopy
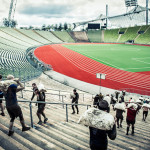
[73,5,150,29]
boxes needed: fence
[22,89,67,108]
[0,66,42,82]
[22,88,94,103]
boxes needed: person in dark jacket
[120,95,125,103]
[34,88,48,124]
[99,93,103,102]
[111,94,117,110]
[115,91,120,101]
[93,94,100,108]
[0,75,5,116]
[31,83,37,101]
[4,75,30,136]
[71,89,79,114]
[89,100,117,150]
[0,90,5,116]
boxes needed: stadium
[0,0,150,150]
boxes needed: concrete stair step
[19,103,150,149]
[19,107,88,150]
[2,101,150,150]
[36,123,89,150]
[30,127,70,150]
[65,122,149,150]
[50,121,124,150]
[0,123,43,150]
[50,121,88,143]
[11,110,75,150]
[20,104,121,150]
[31,113,123,150]
[118,129,150,148]
[0,129,29,150]
[120,121,150,137]
[0,117,58,150]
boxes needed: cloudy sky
[0,0,149,27]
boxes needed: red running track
[34,44,150,93]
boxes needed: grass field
[63,44,150,72]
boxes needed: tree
[64,22,68,30]
[54,24,58,31]
[3,18,17,28]
[28,26,33,30]
[10,20,17,28]
[58,23,63,31]
[46,25,51,31]
[3,18,9,27]
[50,24,54,31]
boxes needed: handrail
[0,98,91,128]
[23,89,66,97]
[22,89,66,104]
[23,88,93,102]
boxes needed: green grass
[63,44,150,72]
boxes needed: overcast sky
[0,0,149,27]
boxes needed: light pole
[146,0,149,25]
[96,73,106,93]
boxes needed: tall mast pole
[8,0,14,22]
[106,4,108,29]
[146,0,149,25]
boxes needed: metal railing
[23,87,93,102]
[1,98,91,128]
[0,66,42,82]
[47,88,93,102]
[22,89,66,108]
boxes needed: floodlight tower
[125,0,138,11]
[8,0,17,27]
[124,0,139,21]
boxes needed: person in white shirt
[103,94,111,113]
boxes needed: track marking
[125,67,150,70]
[132,57,150,65]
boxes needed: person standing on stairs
[126,103,141,136]
[0,75,5,116]
[71,89,79,114]
[34,88,48,124]
[89,100,117,150]
[142,105,149,121]
[0,89,5,116]
[114,100,125,128]
[31,83,38,101]
[4,75,30,136]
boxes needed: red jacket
[127,107,137,121]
